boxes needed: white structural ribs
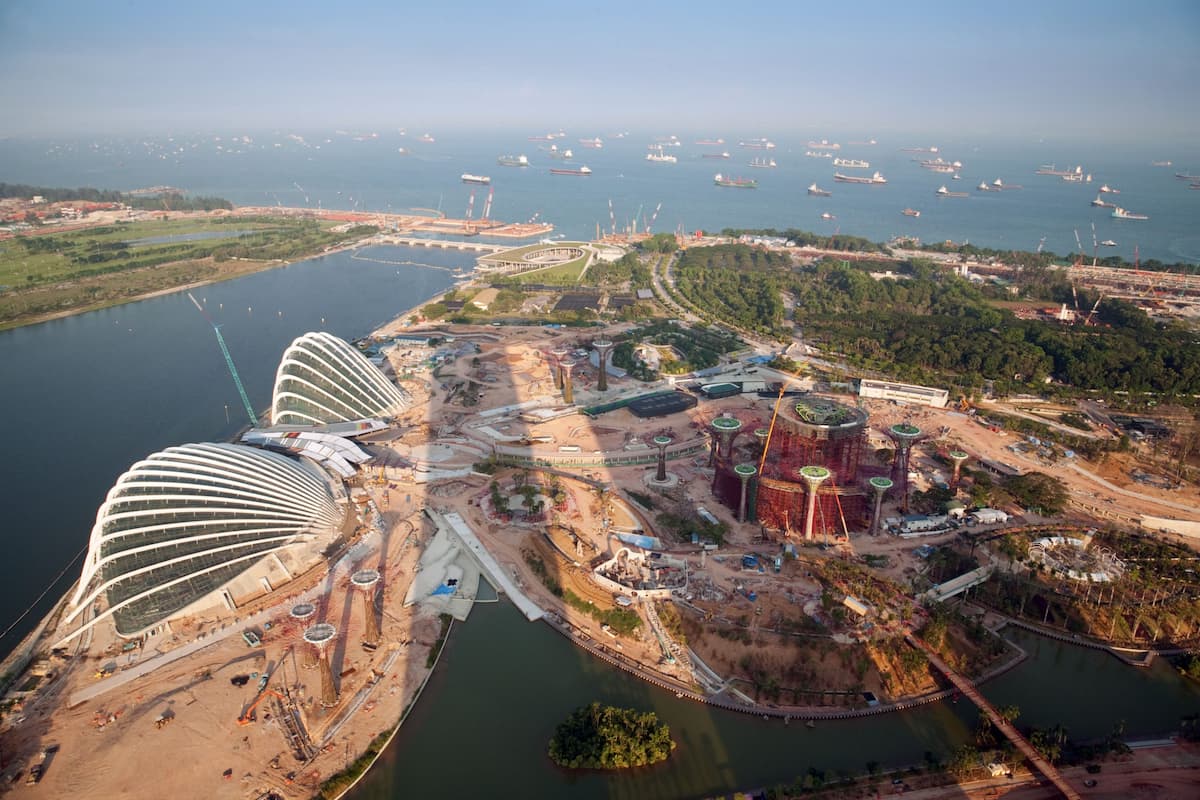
[271,331,411,426]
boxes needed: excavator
[237,688,285,726]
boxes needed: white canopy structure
[270,332,410,426]
[62,443,341,642]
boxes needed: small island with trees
[548,703,675,770]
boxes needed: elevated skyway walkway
[907,633,1081,799]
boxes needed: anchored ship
[901,208,921,217]
[1092,194,1116,208]
[748,157,777,168]
[739,138,776,149]
[936,185,968,198]
[578,137,603,148]
[807,182,832,197]
[461,173,491,185]
[834,171,887,184]
[832,158,869,168]
[498,154,529,167]
[714,173,757,188]
[646,147,677,163]
[807,139,841,150]
[1111,207,1148,220]
[1098,184,1120,193]
[550,165,592,176]
[702,151,731,159]
[695,138,725,145]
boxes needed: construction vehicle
[237,689,285,726]
[154,713,173,729]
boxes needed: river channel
[0,245,1196,799]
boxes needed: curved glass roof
[66,443,341,638]
[271,332,410,426]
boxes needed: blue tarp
[615,532,663,551]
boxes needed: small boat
[820,212,836,220]
[807,182,832,197]
[1100,239,1117,247]
[1099,184,1120,194]
[901,208,920,217]
[418,133,435,143]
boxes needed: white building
[858,378,949,408]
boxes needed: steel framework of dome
[270,331,410,426]
[63,442,342,640]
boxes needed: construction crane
[188,293,258,427]
[608,199,616,235]
[1073,229,1084,256]
[482,187,494,221]
[237,689,285,726]
[646,202,662,234]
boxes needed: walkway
[906,633,1081,800]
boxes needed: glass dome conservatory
[63,442,341,640]
[270,331,410,426]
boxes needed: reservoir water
[0,242,1197,798]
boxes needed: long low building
[858,378,949,408]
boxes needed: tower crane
[188,293,258,427]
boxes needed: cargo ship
[901,208,920,217]
[748,157,777,168]
[834,171,887,184]
[1098,184,1120,193]
[646,150,678,163]
[1091,194,1116,208]
[578,137,603,148]
[739,138,776,149]
[1111,207,1148,220]
[804,150,833,158]
[550,165,592,176]
[1062,171,1092,183]
[807,182,832,197]
[1150,160,1172,167]
[461,173,491,185]
[695,138,725,145]
[902,146,939,153]
[833,158,869,168]
[418,133,436,143]
[702,151,731,159]
[849,138,878,146]
[714,173,757,188]
[1175,172,1200,180]
[807,139,841,150]
[936,185,968,198]
[1036,164,1084,177]
[498,154,529,167]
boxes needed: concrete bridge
[377,235,509,253]
[907,633,1082,799]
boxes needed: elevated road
[906,633,1081,799]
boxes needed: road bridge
[907,633,1081,799]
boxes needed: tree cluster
[547,703,674,769]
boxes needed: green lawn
[0,217,340,288]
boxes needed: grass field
[0,215,372,330]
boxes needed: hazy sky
[2,0,1197,140]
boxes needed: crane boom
[188,293,259,427]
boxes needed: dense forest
[547,703,675,769]
[673,244,1200,398]
[672,244,790,337]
